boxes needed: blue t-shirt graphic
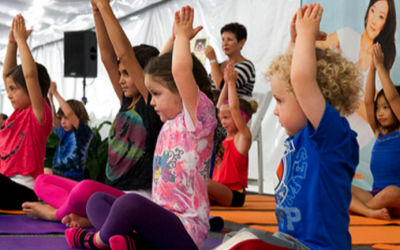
[274,102,359,250]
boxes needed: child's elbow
[23,71,39,83]
[172,63,190,79]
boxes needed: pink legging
[33,174,124,220]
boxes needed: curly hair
[265,48,363,117]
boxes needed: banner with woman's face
[303,0,399,81]
[302,0,399,188]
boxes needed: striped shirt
[211,60,256,99]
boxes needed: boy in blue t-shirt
[267,4,362,249]
[216,4,363,250]
[48,81,93,181]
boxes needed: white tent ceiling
[0,0,164,64]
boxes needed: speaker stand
[82,77,88,104]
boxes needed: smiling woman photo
[316,0,397,148]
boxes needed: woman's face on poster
[366,0,389,39]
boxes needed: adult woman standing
[205,23,255,100]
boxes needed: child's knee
[113,193,145,214]
[381,186,400,200]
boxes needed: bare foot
[368,207,391,221]
[22,202,59,221]
[62,213,93,228]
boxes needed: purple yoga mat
[0,236,85,250]
[0,215,67,234]
[0,236,222,250]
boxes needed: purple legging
[87,192,198,250]
[33,174,124,220]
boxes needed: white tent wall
[0,0,301,194]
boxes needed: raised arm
[364,51,379,135]
[3,18,32,84]
[48,86,60,129]
[91,0,122,103]
[225,63,251,154]
[172,6,203,124]
[373,43,400,122]
[50,81,80,129]
[160,24,175,56]
[291,4,325,130]
[14,15,44,124]
[94,0,148,103]
[205,46,223,89]
[216,78,228,110]
[3,19,17,84]
[289,6,326,52]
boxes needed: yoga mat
[245,195,275,203]
[0,236,85,250]
[209,211,277,225]
[248,225,400,246]
[350,215,400,226]
[350,226,400,245]
[248,225,278,233]
[211,201,275,211]
[373,244,400,250]
[200,238,223,250]
[0,215,67,234]
[0,209,25,215]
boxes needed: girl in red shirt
[208,63,258,207]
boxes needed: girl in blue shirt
[349,43,400,221]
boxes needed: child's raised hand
[91,0,109,8]
[90,0,99,11]
[372,43,385,69]
[224,63,238,86]
[13,15,30,44]
[295,4,323,40]
[174,6,203,40]
[10,15,32,44]
[8,18,16,44]
[49,81,58,96]
[205,46,216,61]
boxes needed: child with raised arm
[349,43,400,221]
[0,15,52,210]
[21,0,162,228]
[48,81,93,181]
[208,63,257,207]
[65,6,217,250]
[217,4,362,250]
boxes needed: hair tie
[224,100,250,122]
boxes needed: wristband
[210,59,217,64]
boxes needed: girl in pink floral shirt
[66,5,216,250]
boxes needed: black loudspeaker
[64,31,97,78]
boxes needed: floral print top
[152,90,217,248]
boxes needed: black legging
[0,174,38,210]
